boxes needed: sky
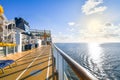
[0,0,120,43]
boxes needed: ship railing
[52,44,98,80]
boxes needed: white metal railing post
[58,54,64,80]
[53,48,58,71]
[5,46,8,56]
[57,51,59,72]
[53,45,64,80]
[13,46,16,54]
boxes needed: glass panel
[8,47,14,54]
[15,46,17,52]
[53,46,79,80]
[0,47,5,56]
[64,59,79,80]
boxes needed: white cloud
[53,22,120,42]
[78,22,120,42]
[55,2,120,43]
[68,22,75,26]
[52,33,79,43]
[82,0,107,15]
[66,16,120,42]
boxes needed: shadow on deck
[0,46,57,80]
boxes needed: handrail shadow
[0,59,52,78]
[20,64,52,80]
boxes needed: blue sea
[55,43,120,80]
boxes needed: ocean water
[55,43,120,80]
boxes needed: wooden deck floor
[0,45,54,80]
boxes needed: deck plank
[0,46,53,80]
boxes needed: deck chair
[0,60,16,73]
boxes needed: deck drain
[30,70,42,76]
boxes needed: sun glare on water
[88,43,103,63]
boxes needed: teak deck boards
[0,46,53,80]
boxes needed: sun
[87,19,102,33]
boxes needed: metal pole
[51,46,55,80]
[58,55,64,80]
[5,46,8,56]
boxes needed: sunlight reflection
[88,43,103,63]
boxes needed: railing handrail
[53,43,98,80]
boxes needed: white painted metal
[53,48,64,80]
[16,30,22,52]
